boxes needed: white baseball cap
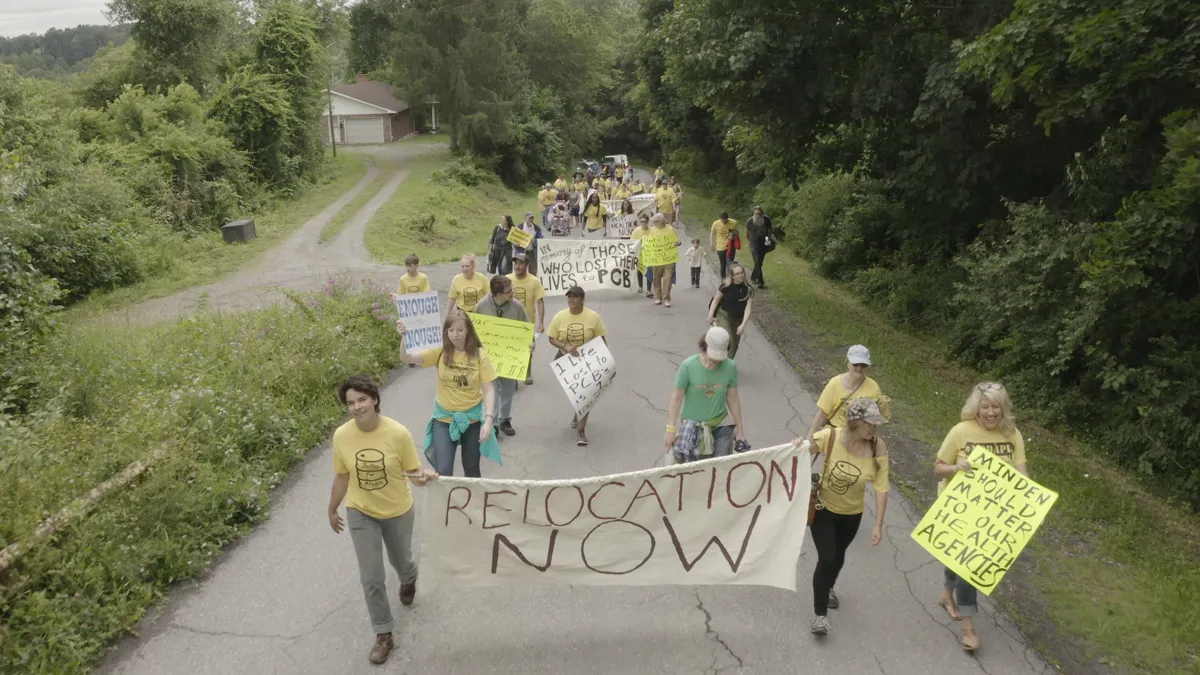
[847,344,872,366]
[705,327,731,361]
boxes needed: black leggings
[810,509,862,616]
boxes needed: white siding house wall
[322,93,393,145]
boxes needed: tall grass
[0,277,399,673]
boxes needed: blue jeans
[430,420,482,477]
[944,566,978,616]
[496,377,517,424]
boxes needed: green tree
[107,0,236,92]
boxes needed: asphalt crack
[694,593,744,672]
[633,389,668,414]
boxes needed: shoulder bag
[808,429,836,526]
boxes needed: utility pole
[327,79,337,158]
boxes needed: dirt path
[106,143,444,325]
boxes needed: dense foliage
[0,0,339,405]
[640,0,1200,503]
[0,24,130,78]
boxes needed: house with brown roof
[322,75,414,145]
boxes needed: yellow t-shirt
[633,182,647,194]
[711,219,740,246]
[630,226,650,272]
[554,179,568,191]
[422,347,498,412]
[332,416,421,519]
[936,421,1027,495]
[654,169,664,181]
[615,185,632,200]
[813,427,889,516]
[449,272,489,313]
[538,189,558,207]
[507,272,545,318]
[584,203,608,231]
[548,307,607,349]
[655,187,676,212]
[572,180,589,193]
[397,272,431,295]
[816,375,883,428]
[615,166,626,178]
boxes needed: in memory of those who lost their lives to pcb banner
[417,443,811,592]
[468,313,535,381]
[910,446,1058,595]
[394,291,442,352]
[537,240,641,296]
[551,337,615,417]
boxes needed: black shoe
[399,578,417,606]
[827,589,839,609]
[499,420,516,436]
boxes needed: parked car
[602,154,629,171]
[575,159,601,176]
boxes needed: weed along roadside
[363,150,530,265]
[673,185,1200,674]
[0,278,401,674]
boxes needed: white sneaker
[810,615,829,636]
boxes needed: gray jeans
[496,377,517,423]
[348,508,417,635]
[944,566,978,617]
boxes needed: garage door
[344,117,384,144]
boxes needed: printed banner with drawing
[468,313,535,381]
[551,337,614,417]
[394,291,441,352]
[640,234,679,267]
[417,444,810,592]
[910,446,1058,595]
[537,240,642,296]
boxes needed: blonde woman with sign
[396,311,499,478]
[932,382,1028,652]
[792,398,890,637]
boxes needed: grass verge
[364,150,531,265]
[0,277,399,673]
[68,153,370,316]
[319,155,394,243]
[678,184,1200,674]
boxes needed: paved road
[96,225,1050,674]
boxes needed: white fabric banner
[418,444,810,592]
[550,337,615,417]
[537,240,642,296]
[393,291,441,352]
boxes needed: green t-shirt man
[675,353,738,424]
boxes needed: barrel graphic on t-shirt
[462,287,481,309]
[826,461,862,495]
[566,323,585,346]
[513,287,528,306]
[355,449,388,491]
[405,285,422,293]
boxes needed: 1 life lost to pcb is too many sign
[551,337,615,417]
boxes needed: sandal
[939,594,961,621]
[960,627,980,651]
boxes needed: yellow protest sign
[641,233,679,267]
[911,446,1058,595]
[507,227,533,249]
[467,313,535,380]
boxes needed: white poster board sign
[537,240,642,296]
[551,337,614,417]
[605,213,640,238]
[394,291,441,352]
[418,444,810,592]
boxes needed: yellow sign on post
[641,234,679,267]
[910,446,1058,595]
[507,227,533,249]
[467,313,535,381]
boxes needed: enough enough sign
[468,313,535,381]
[537,240,641,296]
[417,444,811,592]
[551,337,615,417]
[394,291,441,353]
[910,447,1058,595]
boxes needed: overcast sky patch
[0,1,112,38]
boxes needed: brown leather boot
[400,577,417,606]
[368,633,393,664]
